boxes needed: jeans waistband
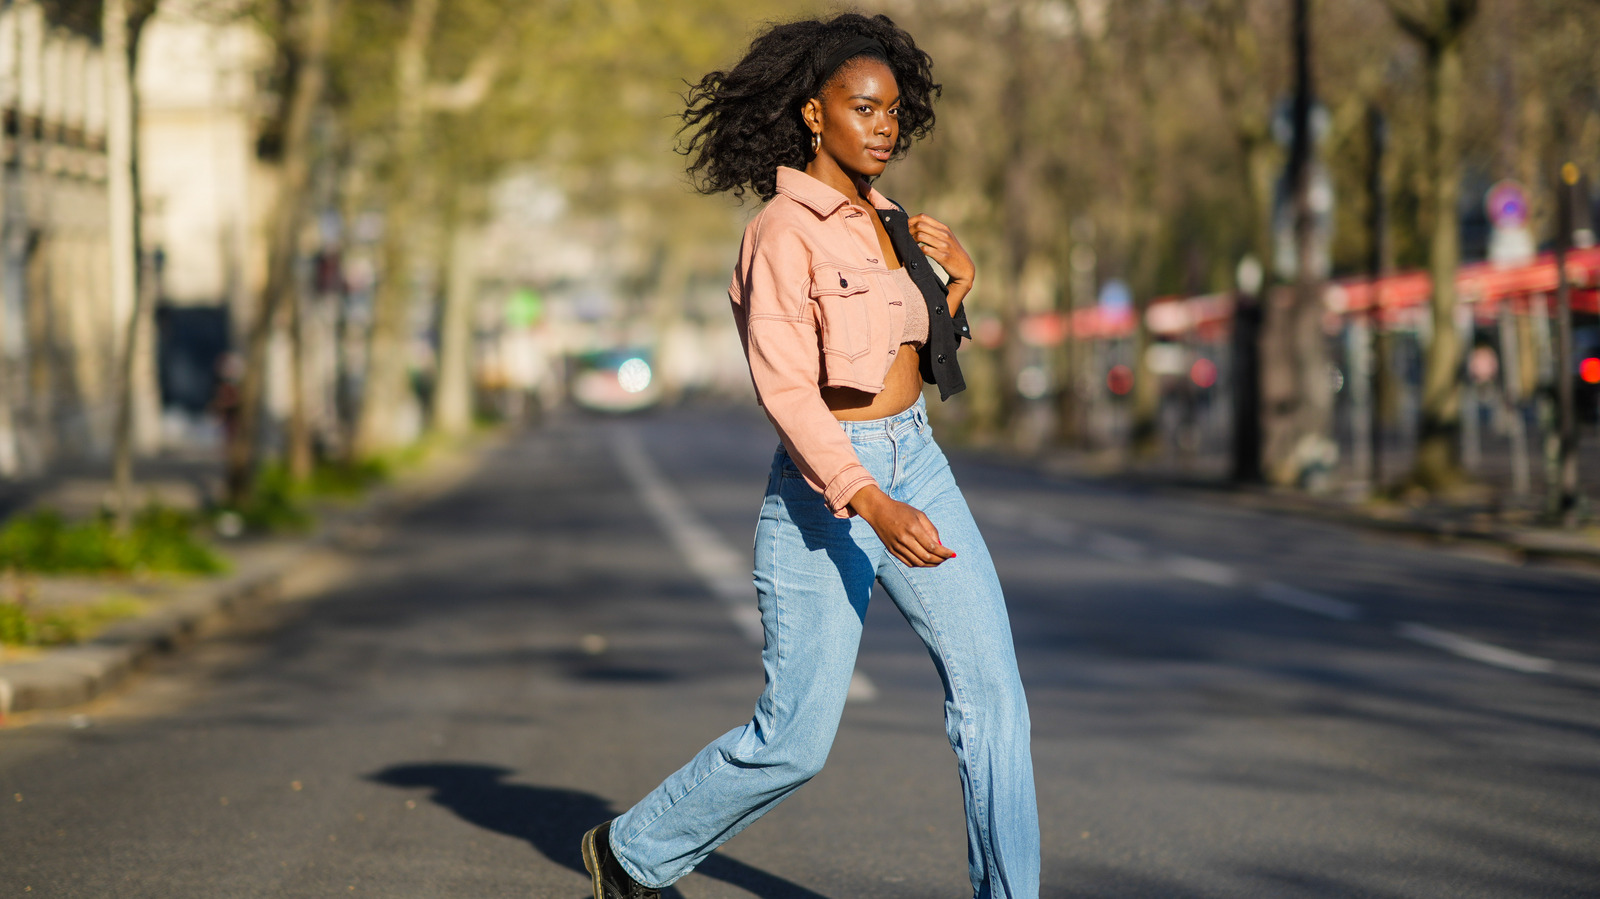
[837,395,928,441]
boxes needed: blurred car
[569,348,662,413]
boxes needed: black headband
[818,36,887,82]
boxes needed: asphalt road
[3,405,1598,898]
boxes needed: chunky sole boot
[581,820,660,899]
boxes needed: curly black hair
[679,13,940,202]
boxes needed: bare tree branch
[1383,0,1436,46]
[423,32,509,112]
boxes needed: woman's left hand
[908,214,975,311]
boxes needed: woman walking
[583,13,1039,898]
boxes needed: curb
[0,430,507,721]
[0,544,302,718]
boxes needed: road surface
[3,405,1598,897]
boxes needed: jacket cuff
[951,302,972,341]
[823,466,878,519]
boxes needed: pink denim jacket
[729,167,920,518]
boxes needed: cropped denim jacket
[729,166,971,517]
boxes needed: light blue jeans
[611,397,1039,898]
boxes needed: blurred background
[2,0,1598,525]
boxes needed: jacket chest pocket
[809,264,874,362]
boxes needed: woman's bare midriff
[824,345,925,421]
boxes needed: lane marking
[612,428,877,702]
[1163,555,1241,588]
[1088,533,1145,562]
[1257,582,1362,621]
[1395,623,1557,674]
[846,671,879,702]
[976,502,1027,528]
[613,430,758,638]
[953,503,1559,679]
[1030,516,1081,546]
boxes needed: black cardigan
[875,201,972,401]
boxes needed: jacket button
[909,261,919,270]
[937,354,946,363]
[935,305,945,315]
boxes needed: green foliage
[229,465,316,534]
[224,458,393,534]
[0,508,227,576]
[307,457,392,500]
[0,595,147,647]
[0,599,34,645]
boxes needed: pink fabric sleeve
[735,221,877,518]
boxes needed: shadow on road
[369,762,833,899]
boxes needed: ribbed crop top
[890,265,929,348]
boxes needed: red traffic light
[1581,357,1600,385]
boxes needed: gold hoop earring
[811,132,821,154]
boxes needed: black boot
[581,820,661,899]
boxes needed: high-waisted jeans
[610,397,1040,898]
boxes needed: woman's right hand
[848,485,955,568]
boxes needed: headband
[818,36,887,82]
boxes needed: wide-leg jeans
[610,397,1040,899]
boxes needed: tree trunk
[431,211,479,437]
[1366,106,1390,491]
[1412,33,1466,490]
[1055,223,1094,447]
[106,0,141,530]
[1261,0,1332,488]
[1550,165,1583,527]
[287,262,313,480]
[1130,319,1161,458]
[996,14,1031,445]
[229,0,331,502]
[354,0,438,458]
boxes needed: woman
[583,13,1039,899]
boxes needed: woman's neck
[803,157,871,207]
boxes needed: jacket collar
[775,166,892,219]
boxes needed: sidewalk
[0,433,503,721]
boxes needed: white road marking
[1395,623,1557,674]
[1163,555,1241,587]
[976,502,1027,528]
[847,671,879,701]
[954,503,1563,680]
[613,430,759,639]
[612,428,878,701]
[1257,581,1363,621]
[1030,516,1082,545]
[1088,533,1145,562]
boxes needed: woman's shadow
[369,763,832,899]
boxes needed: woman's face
[806,57,900,180]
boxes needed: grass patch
[306,457,391,500]
[0,507,228,576]
[0,594,146,647]
[227,465,316,534]
[221,459,394,536]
